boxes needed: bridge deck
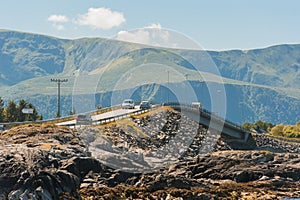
[0,103,251,144]
[166,103,251,143]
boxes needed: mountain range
[0,29,299,124]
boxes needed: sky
[0,0,299,51]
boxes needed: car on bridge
[122,99,135,109]
[139,100,152,110]
[192,102,202,109]
[76,114,92,125]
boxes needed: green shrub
[270,124,284,136]
[242,120,274,132]
[270,122,300,138]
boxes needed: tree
[38,114,43,121]
[242,120,274,133]
[97,105,102,110]
[5,100,18,122]
[0,98,42,122]
[0,97,4,122]
[255,120,274,132]
[27,103,39,121]
[242,122,256,131]
[270,124,284,136]
[17,99,28,122]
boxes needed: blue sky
[0,0,299,50]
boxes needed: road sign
[22,108,34,114]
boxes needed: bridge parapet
[164,102,251,143]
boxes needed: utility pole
[51,78,68,118]
[167,70,170,103]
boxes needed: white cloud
[48,15,69,23]
[77,7,125,29]
[116,23,199,49]
[116,23,171,47]
[146,23,162,29]
[117,30,150,45]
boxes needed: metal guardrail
[58,107,156,127]
[0,104,123,129]
[93,109,149,125]
[0,103,248,135]
[165,102,249,134]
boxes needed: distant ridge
[0,29,299,124]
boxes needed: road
[56,103,249,144]
[56,106,141,126]
[91,106,140,122]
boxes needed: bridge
[57,102,252,145]
[56,105,146,127]
[0,102,252,146]
[164,102,252,145]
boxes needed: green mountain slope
[207,45,300,89]
[0,30,299,124]
[0,30,67,85]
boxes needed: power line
[51,78,68,118]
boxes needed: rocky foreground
[0,109,300,199]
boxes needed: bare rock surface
[0,110,300,199]
[0,124,103,199]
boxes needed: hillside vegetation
[243,120,300,139]
[208,45,300,89]
[270,122,300,138]
[0,97,42,122]
[0,30,299,123]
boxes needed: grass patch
[269,122,300,139]
[77,181,300,199]
[39,143,64,150]
[130,106,175,120]
[264,133,300,143]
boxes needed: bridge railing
[0,104,124,129]
[93,109,149,125]
[63,105,158,127]
[0,102,248,135]
[164,102,248,133]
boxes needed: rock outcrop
[0,124,102,198]
[0,109,300,199]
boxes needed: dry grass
[117,119,149,138]
[264,133,300,143]
[77,182,300,200]
[213,181,300,199]
[130,106,175,119]
[39,143,64,150]
[2,124,56,136]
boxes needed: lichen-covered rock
[0,124,101,198]
[1,110,300,199]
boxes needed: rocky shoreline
[0,109,300,199]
